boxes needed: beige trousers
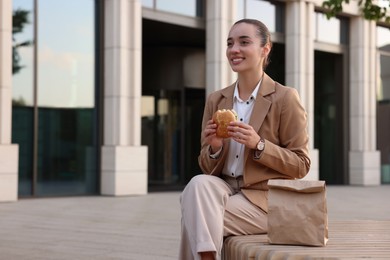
[179,174,267,260]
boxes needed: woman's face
[226,22,267,74]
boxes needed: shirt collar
[233,77,262,102]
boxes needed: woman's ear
[262,43,271,57]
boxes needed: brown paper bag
[267,179,328,246]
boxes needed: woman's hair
[233,19,273,70]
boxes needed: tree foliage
[12,9,33,75]
[323,0,390,24]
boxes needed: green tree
[13,9,33,75]
[323,0,390,23]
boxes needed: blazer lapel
[249,73,274,133]
[244,74,274,162]
[218,83,235,110]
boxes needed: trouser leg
[179,174,233,260]
[179,174,268,260]
[179,220,195,260]
[223,192,267,236]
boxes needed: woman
[179,19,311,260]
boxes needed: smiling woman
[179,19,310,260]
[11,0,100,197]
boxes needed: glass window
[236,0,284,33]
[36,0,97,196]
[37,1,94,108]
[377,26,390,51]
[156,0,197,17]
[314,13,348,45]
[12,0,34,106]
[376,26,390,184]
[315,13,340,44]
[237,0,245,20]
[12,0,34,196]
[143,0,203,17]
[377,26,390,102]
[246,0,276,32]
[12,0,99,197]
[142,0,154,8]
[377,55,390,102]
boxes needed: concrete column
[101,0,147,195]
[285,0,319,180]
[349,17,380,185]
[0,0,19,202]
[205,0,237,96]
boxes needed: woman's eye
[241,41,249,45]
[227,42,233,47]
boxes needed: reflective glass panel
[245,0,276,32]
[37,1,94,108]
[142,0,154,8]
[12,0,34,196]
[314,13,340,44]
[377,26,390,50]
[376,26,390,184]
[12,0,34,106]
[314,51,346,184]
[377,54,390,102]
[36,0,97,195]
[156,0,197,17]
[237,0,245,20]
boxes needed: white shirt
[222,79,261,178]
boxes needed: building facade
[0,0,389,201]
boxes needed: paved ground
[0,185,389,260]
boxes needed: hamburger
[212,109,238,138]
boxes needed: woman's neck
[237,70,263,100]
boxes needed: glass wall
[314,51,346,184]
[314,12,348,45]
[313,13,349,184]
[236,0,285,33]
[12,0,99,197]
[376,26,390,184]
[142,0,204,17]
[12,0,35,196]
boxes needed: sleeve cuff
[209,146,222,159]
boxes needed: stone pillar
[285,0,319,180]
[349,17,380,185]
[0,0,19,202]
[101,0,147,195]
[205,0,236,96]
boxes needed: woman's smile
[231,57,245,65]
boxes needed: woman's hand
[204,119,223,153]
[227,121,260,149]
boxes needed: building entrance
[314,51,348,184]
[142,19,205,190]
[141,88,204,190]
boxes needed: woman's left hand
[227,121,261,149]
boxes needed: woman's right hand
[204,119,223,153]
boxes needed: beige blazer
[198,73,311,212]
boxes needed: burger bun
[212,109,238,138]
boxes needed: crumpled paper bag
[267,179,328,246]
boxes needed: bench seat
[222,220,390,259]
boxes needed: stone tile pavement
[0,185,389,259]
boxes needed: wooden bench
[222,220,390,259]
